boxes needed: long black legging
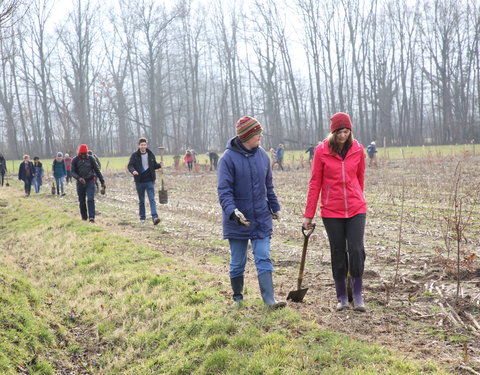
[322,213,366,280]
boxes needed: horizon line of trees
[0,0,479,159]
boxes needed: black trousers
[322,214,366,280]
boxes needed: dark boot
[352,276,366,312]
[334,278,349,311]
[258,272,286,310]
[230,276,244,306]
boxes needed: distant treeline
[0,0,479,158]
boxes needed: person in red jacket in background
[302,112,367,312]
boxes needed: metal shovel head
[158,189,168,204]
[287,287,309,303]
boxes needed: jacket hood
[226,136,259,156]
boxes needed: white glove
[232,208,251,226]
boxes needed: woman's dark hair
[327,128,354,155]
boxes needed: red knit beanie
[236,116,263,142]
[78,144,89,154]
[330,112,352,133]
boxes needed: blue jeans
[135,181,158,221]
[77,180,96,220]
[33,177,42,193]
[228,237,274,279]
[55,176,65,194]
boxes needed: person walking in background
[367,141,378,167]
[218,115,286,310]
[275,144,285,171]
[184,150,193,172]
[71,144,105,223]
[52,152,67,196]
[302,112,367,312]
[128,137,162,225]
[64,153,73,183]
[0,153,6,186]
[18,155,34,197]
[32,157,44,194]
[305,144,315,164]
[207,151,219,171]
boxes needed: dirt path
[31,159,480,374]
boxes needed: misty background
[0,0,479,158]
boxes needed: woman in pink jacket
[303,112,367,312]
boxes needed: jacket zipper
[341,160,348,217]
[340,143,362,216]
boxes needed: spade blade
[286,287,309,303]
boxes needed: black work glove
[230,209,251,226]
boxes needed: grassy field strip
[4,143,478,172]
[0,190,452,374]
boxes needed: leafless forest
[1,0,480,158]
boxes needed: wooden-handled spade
[287,224,315,302]
[158,146,168,204]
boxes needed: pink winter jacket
[304,139,366,219]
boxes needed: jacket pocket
[353,184,366,202]
[324,185,331,205]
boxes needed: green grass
[0,194,452,374]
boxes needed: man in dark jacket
[128,137,161,225]
[0,153,7,186]
[217,116,286,309]
[71,144,105,223]
[207,151,219,171]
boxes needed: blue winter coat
[52,159,67,178]
[218,137,281,240]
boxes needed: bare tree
[103,8,131,155]
[249,0,284,146]
[0,27,20,157]
[26,0,55,155]
[58,0,99,146]
[211,0,242,144]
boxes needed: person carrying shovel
[218,116,286,310]
[302,112,367,312]
[128,137,162,225]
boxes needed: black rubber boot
[334,278,349,311]
[230,276,244,306]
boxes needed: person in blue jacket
[217,116,286,309]
[274,143,285,170]
[52,152,67,196]
[32,157,44,194]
